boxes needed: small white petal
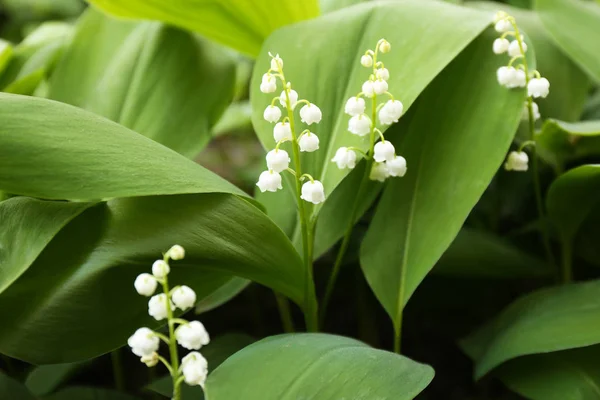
[260,74,277,93]
[256,170,283,193]
[379,39,391,53]
[299,104,322,125]
[148,293,175,321]
[182,352,208,387]
[279,89,298,109]
[273,122,292,142]
[360,55,373,67]
[504,151,529,171]
[379,100,403,125]
[370,162,390,182]
[128,328,159,357]
[168,245,185,260]
[331,147,357,170]
[152,260,170,279]
[362,80,375,98]
[527,77,550,98]
[266,149,290,172]
[299,133,320,152]
[493,38,510,54]
[263,105,281,123]
[373,140,395,163]
[348,114,371,136]
[387,156,407,177]
[375,68,390,81]
[300,180,325,204]
[172,285,197,310]
[494,19,512,33]
[176,321,210,350]
[270,54,283,71]
[134,273,157,297]
[140,352,159,367]
[344,97,366,116]
[373,79,388,95]
[508,40,527,57]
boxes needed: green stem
[560,238,573,284]
[162,276,181,400]
[393,322,402,354]
[279,80,318,332]
[274,292,295,333]
[512,19,556,269]
[111,348,125,391]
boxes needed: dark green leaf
[205,333,434,400]
[195,278,249,314]
[0,371,36,400]
[45,387,140,400]
[536,120,600,168]
[360,31,525,331]
[26,362,87,396]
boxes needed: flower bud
[260,73,276,93]
[134,273,157,297]
[141,352,159,367]
[152,260,170,279]
[522,101,540,121]
[168,245,185,260]
[379,39,391,53]
[331,147,357,170]
[344,97,366,116]
[299,104,322,125]
[492,38,509,54]
[270,54,283,71]
[256,170,283,193]
[299,133,319,152]
[263,105,281,123]
[300,180,325,204]
[360,55,373,67]
[494,19,512,33]
[172,285,197,310]
[375,68,390,81]
[266,149,290,172]
[374,140,396,162]
[348,114,371,136]
[504,151,529,171]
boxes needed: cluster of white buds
[128,245,210,391]
[493,11,550,173]
[334,39,407,181]
[257,53,325,204]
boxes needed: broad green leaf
[0,40,13,76]
[535,0,600,82]
[1,0,84,22]
[360,31,525,330]
[434,228,550,278]
[48,9,235,157]
[0,372,36,400]
[87,0,320,57]
[547,165,600,241]
[0,194,306,364]
[251,0,494,244]
[536,120,600,167]
[45,387,140,400]
[495,346,600,400]
[0,197,94,294]
[0,93,247,201]
[195,278,249,314]
[147,334,254,399]
[212,102,253,138]
[26,362,88,396]
[205,333,434,400]
[472,1,591,122]
[461,280,600,378]
[575,209,600,267]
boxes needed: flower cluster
[493,11,550,172]
[128,245,210,392]
[257,53,325,204]
[333,39,407,181]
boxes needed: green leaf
[495,346,600,400]
[205,333,434,400]
[251,0,494,246]
[0,194,307,363]
[434,228,550,278]
[547,165,600,241]
[0,371,36,400]
[536,120,600,167]
[86,0,320,57]
[147,334,255,399]
[0,39,13,76]
[461,280,600,378]
[45,387,140,400]
[48,9,235,157]
[360,31,525,331]
[26,362,88,396]
[0,197,94,294]
[471,2,591,122]
[195,278,249,314]
[0,93,247,201]
[535,0,600,82]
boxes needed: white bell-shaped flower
[513,69,526,88]
[134,273,157,297]
[387,155,407,177]
[148,293,175,321]
[496,66,515,87]
[370,162,390,182]
[256,170,283,193]
[273,122,292,142]
[492,38,509,54]
[260,73,277,94]
[508,40,527,57]
[379,100,403,125]
[522,101,540,121]
[360,55,373,67]
[279,89,298,109]
[331,147,357,170]
[362,80,375,98]
[301,180,325,204]
[270,54,283,71]
[373,140,395,162]
[299,133,319,152]
[168,245,185,261]
[176,321,210,350]
[504,151,529,171]
[373,79,388,95]
[128,327,159,357]
[299,104,322,125]
[345,97,366,116]
[172,285,197,310]
[263,105,281,123]
[348,114,371,136]
[152,260,170,279]
[494,19,512,33]
[379,39,391,53]
[527,77,550,98]
[266,149,290,172]
[182,352,209,387]
[375,68,390,81]
[141,352,159,367]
